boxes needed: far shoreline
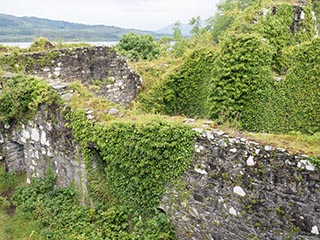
[0,41,119,48]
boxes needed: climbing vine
[0,75,59,124]
[64,109,196,237]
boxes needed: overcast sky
[1,0,220,30]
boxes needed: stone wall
[1,106,319,239]
[0,104,88,202]
[161,128,320,240]
[21,46,142,105]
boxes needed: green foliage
[0,166,25,193]
[0,75,59,124]
[308,156,320,169]
[282,38,320,134]
[208,33,274,123]
[206,0,259,43]
[171,22,187,57]
[12,175,175,239]
[189,17,203,36]
[162,48,217,117]
[116,33,161,61]
[62,110,196,238]
[67,110,196,213]
[29,37,55,52]
[255,4,315,73]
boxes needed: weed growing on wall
[0,75,59,124]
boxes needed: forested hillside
[0,13,164,42]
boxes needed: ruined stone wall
[0,109,319,239]
[0,104,88,202]
[23,46,142,105]
[161,129,320,240]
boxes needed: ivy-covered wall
[282,37,320,134]
[208,33,274,123]
[0,74,319,239]
[161,48,217,118]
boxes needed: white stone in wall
[298,160,316,171]
[40,131,47,145]
[26,178,31,184]
[47,148,53,157]
[195,145,204,153]
[203,130,214,140]
[247,156,255,166]
[192,128,203,133]
[41,147,46,155]
[233,186,246,197]
[311,226,319,235]
[230,148,237,153]
[31,159,37,166]
[265,145,273,151]
[47,122,52,131]
[34,150,39,159]
[21,125,30,139]
[214,130,225,136]
[31,128,40,142]
[194,167,208,175]
[229,207,237,216]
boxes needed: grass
[0,211,40,240]
[130,55,183,92]
[246,132,320,156]
[0,167,40,240]
[67,75,320,159]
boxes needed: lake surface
[0,41,118,48]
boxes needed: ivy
[208,33,274,123]
[282,38,320,134]
[67,110,196,212]
[64,110,196,237]
[0,75,60,124]
[162,47,217,118]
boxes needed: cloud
[1,0,218,30]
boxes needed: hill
[156,22,192,36]
[0,13,165,42]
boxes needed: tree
[189,16,202,36]
[172,21,186,57]
[206,0,258,43]
[115,33,161,61]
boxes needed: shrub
[29,37,55,52]
[0,75,59,124]
[116,33,161,61]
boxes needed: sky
[0,0,220,31]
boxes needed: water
[0,41,118,48]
